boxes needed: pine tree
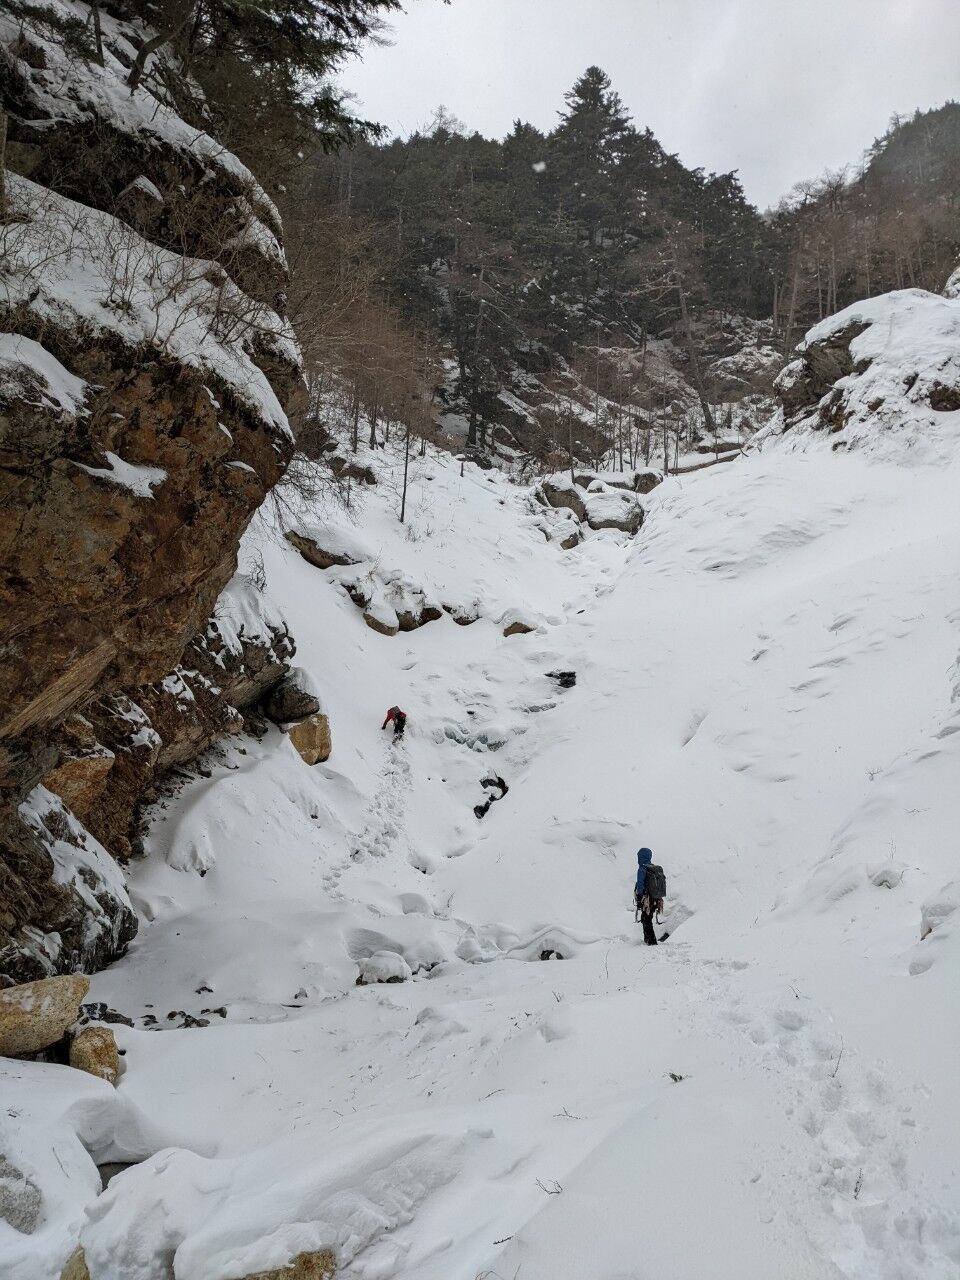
[551,66,633,246]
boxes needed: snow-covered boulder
[357,951,412,985]
[539,473,588,521]
[583,486,645,534]
[943,264,960,300]
[339,570,443,635]
[500,609,538,637]
[538,471,646,534]
[285,524,368,570]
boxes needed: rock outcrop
[774,288,960,455]
[0,4,302,981]
[0,973,89,1055]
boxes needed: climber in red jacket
[381,705,407,740]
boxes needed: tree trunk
[400,424,411,522]
[127,5,194,92]
[0,109,7,223]
[677,280,715,435]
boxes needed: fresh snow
[2,174,297,437]
[3,340,960,1278]
[74,452,167,499]
[0,333,89,416]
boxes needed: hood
[637,847,653,867]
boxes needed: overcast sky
[338,0,960,210]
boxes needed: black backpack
[645,864,666,901]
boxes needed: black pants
[638,896,658,946]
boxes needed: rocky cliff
[0,0,303,983]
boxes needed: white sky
[339,0,960,210]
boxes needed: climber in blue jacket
[634,847,666,946]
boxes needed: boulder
[559,530,582,551]
[0,974,90,1057]
[540,476,588,521]
[635,470,663,495]
[265,669,322,725]
[285,529,361,571]
[239,1251,336,1280]
[443,603,480,626]
[0,1152,42,1234]
[69,1025,121,1085]
[363,607,400,637]
[287,714,332,766]
[501,609,537,637]
[583,490,644,534]
[357,951,412,985]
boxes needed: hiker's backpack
[645,864,667,902]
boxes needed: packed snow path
[6,437,960,1280]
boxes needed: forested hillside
[299,84,960,466]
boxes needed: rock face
[0,974,89,1055]
[0,8,301,981]
[774,288,960,453]
[69,1025,121,1085]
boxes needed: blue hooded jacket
[636,847,653,894]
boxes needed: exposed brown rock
[237,1250,336,1280]
[363,610,400,637]
[503,620,535,637]
[40,717,115,826]
[288,714,332,766]
[60,1247,89,1280]
[285,530,359,570]
[0,974,89,1056]
[69,1025,121,1085]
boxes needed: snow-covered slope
[4,300,960,1277]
